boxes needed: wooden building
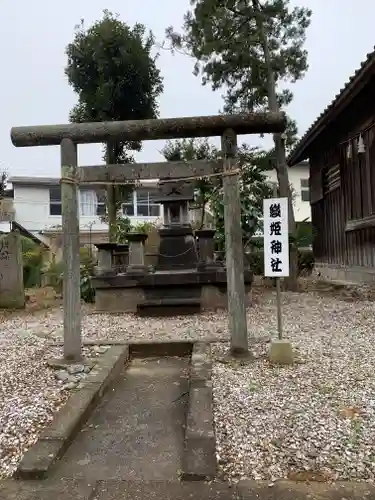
[288,49,375,283]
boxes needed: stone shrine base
[92,268,253,314]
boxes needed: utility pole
[252,0,298,290]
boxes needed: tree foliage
[65,10,163,239]
[166,0,311,114]
[0,171,7,200]
[66,10,163,157]
[161,138,271,249]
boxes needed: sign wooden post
[263,189,289,340]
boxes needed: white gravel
[212,290,375,483]
[13,306,231,342]
[0,330,67,478]
[0,312,114,479]
[2,286,375,482]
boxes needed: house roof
[288,47,375,166]
[11,221,49,248]
[9,176,159,187]
[9,176,59,186]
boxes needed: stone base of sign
[269,339,294,365]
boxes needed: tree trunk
[252,0,299,291]
[106,142,118,243]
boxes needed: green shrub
[42,247,97,303]
[79,246,96,303]
[21,237,44,288]
[130,221,156,234]
[295,221,313,248]
[298,249,314,275]
[42,257,64,294]
[80,266,95,303]
[244,251,264,275]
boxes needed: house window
[136,188,160,217]
[49,187,62,215]
[49,187,106,217]
[122,189,160,217]
[96,190,106,216]
[122,191,135,216]
[300,178,310,202]
[79,189,97,217]
[79,188,106,217]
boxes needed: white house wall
[265,165,311,222]
[11,164,310,236]
[12,185,161,233]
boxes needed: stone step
[140,297,201,307]
[138,297,201,317]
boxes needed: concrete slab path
[52,357,189,481]
[2,478,375,500]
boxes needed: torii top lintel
[10,112,286,148]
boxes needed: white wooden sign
[263,197,289,277]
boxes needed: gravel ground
[0,314,111,479]
[2,286,375,482]
[8,306,231,342]
[0,304,230,478]
[212,290,375,483]
[0,330,67,478]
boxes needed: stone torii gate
[11,112,286,361]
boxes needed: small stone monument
[0,231,25,308]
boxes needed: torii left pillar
[60,138,82,361]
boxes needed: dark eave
[288,47,375,166]
[11,221,49,249]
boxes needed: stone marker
[269,339,294,365]
[0,230,25,308]
[126,232,148,274]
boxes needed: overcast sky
[2,1,375,177]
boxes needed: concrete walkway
[2,478,375,500]
[52,357,189,481]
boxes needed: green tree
[166,0,311,113]
[165,0,311,288]
[65,10,163,240]
[161,138,271,248]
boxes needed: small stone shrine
[92,180,253,315]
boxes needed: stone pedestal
[94,243,117,276]
[157,227,196,270]
[195,229,218,270]
[126,232,148,274]
[269,339,294,365]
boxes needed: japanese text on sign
[263,197,289,277]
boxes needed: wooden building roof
[288,47,375,166]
